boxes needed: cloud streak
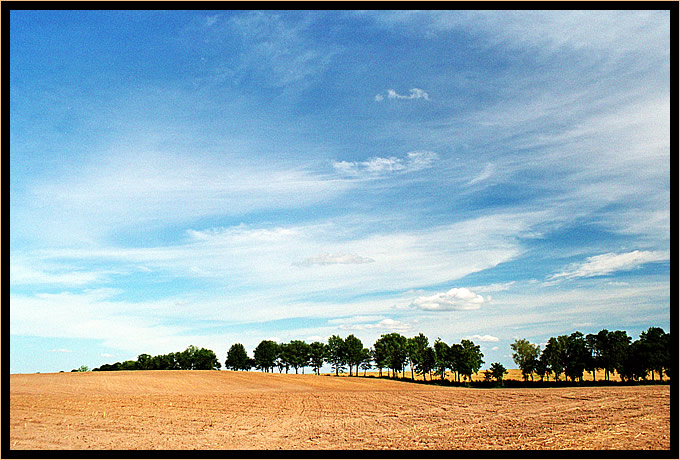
[375,88,429,101]
[332,151,438,177]
[293,253,375,267]
[549,250,668,281]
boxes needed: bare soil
[9,370,671,450]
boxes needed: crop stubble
[9,370,670,450]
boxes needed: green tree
[120,360,137,370]
[380,333,408,378]
[448,343,464,382]
[662,331,672,379]
[639,327,667,381]
[421,346,436,381]
[254,340,279,373]
[190,346,220,370]
[584,333,600,381]
[489,362,507,384]
[225,343,249,371]
[618,339,645,381]
[327,335,347,376]
[308,341,327,375]
[360,348,373,376]
[459,339,484,381]
[372,337,389,377]
[136,354,152,370]
[596,329,630,381]
[564,332,588,382]
[344,335,364,376]
[287,340,311,374]
[542,336,568,381]
[433,338,450,381]
[276,342,291,373]
[407,333,429,381]
[534,356,549,382]
[510,339,540,382]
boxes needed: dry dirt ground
[9,370,671,451]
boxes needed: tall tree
[380,333,408,378]
[225,343,249,371]
[327,335,347,376]
[618,339,645,381]
[287,340,310,374]
[253,340,278,373]
[136,353,152,370]
[541,336,568,381]
[408,333,429,381]
[639,327,667,381]
[448,343,464,382]
[308,341,327,375]
[421,346,436,381]
[510,339,540,382]
[585,333,600,381]
[433,338,450,381]
[564,332,589,382]
[489,362,507,385]
[360,348,373,376]
[459,339,484,381]
[372,338,389,377]
[344,335,364,377]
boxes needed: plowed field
[9,371,671,450]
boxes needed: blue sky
[9,10,671,374]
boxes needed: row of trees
[511,327,671,383]
[92,345,220,371]
[224,332,489,383]
[89,327,670,385]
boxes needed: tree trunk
[411,366,414,381]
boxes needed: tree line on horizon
[89,327,671,383]
[510,326,671,383]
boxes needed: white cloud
[294,253,375,267]
[411,287,487,311]
[337,317,412,333]
[226,11,337,88]
[16,150,352,247]
[465,334,499,343]
[467,162,495,186]
[48,348,73,353]
[375,88,430,101]
[332,151,438,177]
[469,282,516,293]
[549,250,668,281]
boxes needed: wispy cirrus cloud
[332,151,438,177]
[549,250,668,282]
[293,253,375,267]
[333,317,414,333]
[375,88,429,101]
